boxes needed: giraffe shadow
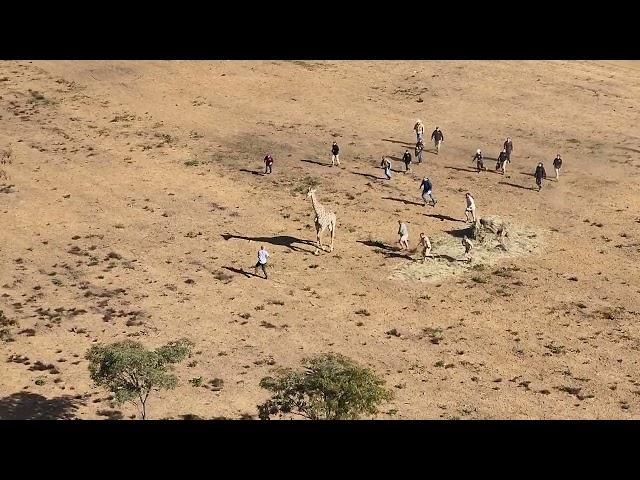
[221,233,317,253]
[382,196,424,207]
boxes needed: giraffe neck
[311,193,325,216]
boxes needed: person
[503,137,513,162]
[415,140,425,164]
[402,149,412,172]
[381,156,392,180]
[331,141,340,167]
[414,119,425,142]
[497,148,509,175]
[264,154,274,174]
[534,162,547,191]
[420,176,437,206]
[418,233,432,262]
[398,220,410,250]
[472,149,484,172]
[464,193,477,223]
[254,246,269,279]
[431,127,444,154]
[553,154,562,180]
[462,236,474,261]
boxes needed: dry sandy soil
[1,60,639,420]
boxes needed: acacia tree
[86,338,193,420]
[257,353,394,420]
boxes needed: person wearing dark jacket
[472,149,484,172]
[264,154,274,174]
[497,148,509,175]
[553,154,562,180]
[415,140,424,164]
[420,176,437,206]
[331,141,340,167]
[503,137,513,161]
[534,162,547,191]
[431,127,444,154]
[402,149,412,172]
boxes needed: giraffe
[306,187,336,254]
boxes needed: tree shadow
[301,159,331,167]
[351,171,384,180]
[426,213,465,223]
[0,392,82,420]
[381,138,415,147]
[499,181,536,191]
[238,168,264,176]
[222,266,257,278]
[221,233,316,253]
[382,196,424,207]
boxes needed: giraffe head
[306,186,316,199]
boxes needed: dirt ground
[1,60,640,420]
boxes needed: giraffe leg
[329,222,335,252]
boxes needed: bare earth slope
[1,60,639,419]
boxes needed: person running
[414,119,425,142]
[398,220,410,250]
[381,156,392,180]
[254,246,269,279]
[402,149,412,172]
[553,154,562,180]
[534,162,547,191]
[503,137,513,162]
[264,154,274,174]
[331,141,340,167]
[464,192,477,223]
[420,176,437,206]
[415,140,425,164]
[418,233,432,262]
[497,148,509,175]
[431,126,444,154]
[462,236,474,262]
[472,149,485,172]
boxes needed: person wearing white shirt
[254,246,269,279]
[464,193,477,223]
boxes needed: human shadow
[499,181,536,191]
[382,138,415,146]
[382,196,424,207]
[0,392,82,420]
[426,214,465,223]
[301,159,331,167]
[351,171,384,181]
[445,225,475,239]
[238,168,264,176]
[519,171,535,177]
[444,166,478,173]
[433,253,461,262]
[357,240,413,260]
[222,266,258,278]
[221,233,317,253]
